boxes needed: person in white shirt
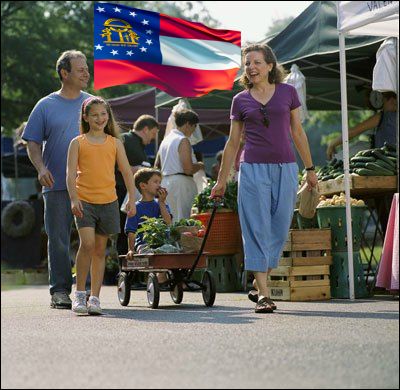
[156,109,204,222]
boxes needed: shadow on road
[102,304,260,324]
[102,304,399,322]
[275,309,399,320]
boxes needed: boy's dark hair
[134,115,159,131]
[174,109,199,127]
[134,168,162,193]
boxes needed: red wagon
[117,203,220,309]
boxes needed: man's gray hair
[56,50,86,81]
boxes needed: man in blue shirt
[22,50,91,309]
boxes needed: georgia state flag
[94,2,241,97]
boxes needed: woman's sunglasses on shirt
[260,105,270,127]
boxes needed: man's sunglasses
[259,105,270,127]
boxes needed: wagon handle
[187,199,221,279]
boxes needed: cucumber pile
[350,142,397,176]
[316,158,344,181]
[317,142,397,181]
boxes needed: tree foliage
[265,16,294,38]
[1,1,218,134]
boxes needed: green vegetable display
[193,180,238,213]
[172,219,203,228]
[351,143,397,176]
[169,218,203,242]
[317,142,397,180]
[136,217,173,248]
[316,158,344,181]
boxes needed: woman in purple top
[211,44,318,313]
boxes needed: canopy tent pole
[339,32,355,300]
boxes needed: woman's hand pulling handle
[210,181,226,200]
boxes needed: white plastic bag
[372,38,397,93]
[285,64,309,123]
[165,99,203,145]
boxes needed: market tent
[108,87,231,139]
[336,0,399,300]
[155,1,386,111]
[337,1,399,37]
[108,88,162,129]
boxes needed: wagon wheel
[202,270,216,307]
[117,272,131,306]
[166,271,183,304]
[147,273,160,309]
[170,282,183,304]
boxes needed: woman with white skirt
[157,109,204,222]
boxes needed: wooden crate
[282,229,332,251]
[281,228,332,266]
[268,265,331,301]
[268,285,331,301]
[268,229,332,301]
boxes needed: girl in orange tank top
[66,97,136,315]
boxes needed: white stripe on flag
[160,36,241,70]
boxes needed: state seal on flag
[101,18,139,47]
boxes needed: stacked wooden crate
[267,229,332,301]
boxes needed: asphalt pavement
[1,285,399,389]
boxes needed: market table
[318,175,398,292]
[318,175,397,198]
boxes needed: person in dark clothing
[115,115,159,254]
[327,92,397,159]
[327,92,397,242]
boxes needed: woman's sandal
[248,291,277,310]
[255,297,274,313]
[247,290,259,303]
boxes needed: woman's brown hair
[80,97,120,138]
[239,44,287,89]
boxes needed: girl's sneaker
[72,291,88,314]
[87,296,102,315]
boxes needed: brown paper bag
[298,183,320,219]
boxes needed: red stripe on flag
[94,60,239,97]
[160,14,241,46]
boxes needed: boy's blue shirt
[125,199,172,250]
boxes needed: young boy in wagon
[125,168,172,258]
